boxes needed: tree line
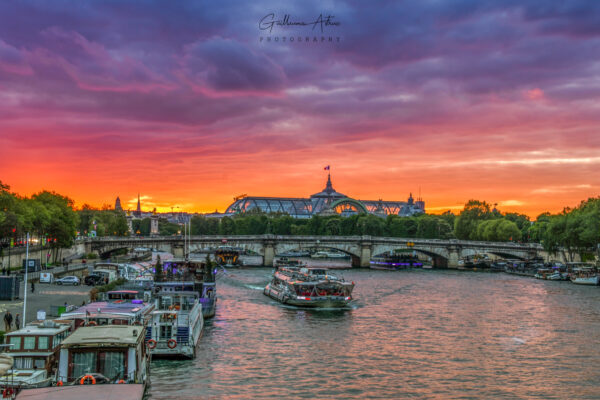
[0,181,78,253]
[1,180,598,259]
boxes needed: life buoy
[118,379,125,384]
[167,339,177,349]
[147,339,157,349]
[3,388,13,397]
[80,374,96,385]
[87,321,97,326]
[57,380,63,386]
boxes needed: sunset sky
[1,1,599,217]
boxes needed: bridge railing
[86,235,542,250]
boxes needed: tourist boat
[145,281,204,359]
[370,253,422,270]
[569,265,599,285]
[264,266,354,308]
[158,259,217,318]
[215,246,240,267]
[0,320,73,392]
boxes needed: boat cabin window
[160,296,173,309]
[52,331,69,348]
[295,286,314,296]
[9,336,21,350]
[159,325,172,340]
[71,351,126,381]
[23,336,36,350]
[310,269,327,276]
[108,292,137,300]
[38,336,49,350]
[14,357,32,369]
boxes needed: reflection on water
[149,269,600,399]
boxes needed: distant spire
[325,173,333,191]
[134,193,141,217]
[115,196,123,212]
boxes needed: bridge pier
[172,243,184,259]
[447,245,461,269]
[263,236,275,267]
[358,236,372,268]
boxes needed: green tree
[31,191,77,249]
[504,212,531,242]
[357,214,385,236]
[219,216,236,235]
[324,217,342,235]
[455,200,493,240]
[386,215,417,237]
[159,218,181,235]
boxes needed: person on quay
[3,311,13,332]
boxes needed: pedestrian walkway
[1,282,89,328]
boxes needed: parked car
[55,276,80,286]
[84,274,104,286]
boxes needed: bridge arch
[372,244,450,268]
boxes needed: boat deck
[16,384,145,400]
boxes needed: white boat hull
[571,276,599,285]
[149,303,204,359]
[264,285,352,308]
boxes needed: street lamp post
[23,232,30,328]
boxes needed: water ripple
[149,269,600,399]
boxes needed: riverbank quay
[0,281,90,332]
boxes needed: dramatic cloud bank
[1,1,599,216]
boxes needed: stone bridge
[86,235,544,268]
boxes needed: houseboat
[370,253,422,270]
[59,295,154,328]
[158,259,217,318]
[264,266,355,308]
[0,320,72,391]
[145,281,204,359]
[17,325,150,400]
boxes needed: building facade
[224,174,425,218]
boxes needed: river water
[149,268,600,399]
